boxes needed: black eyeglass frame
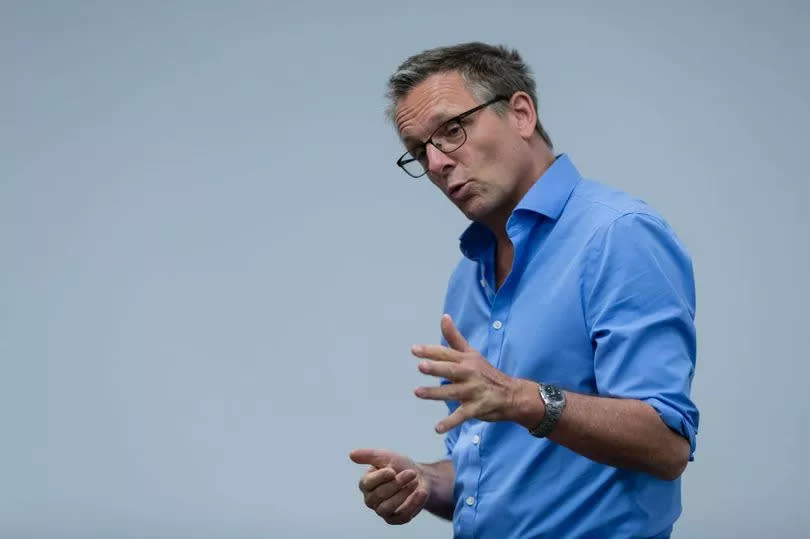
[395,95,510,178]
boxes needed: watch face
[544,385,564,403]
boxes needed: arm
[415,339,690,481]
[510,382,690,480]
[557,211,698,479]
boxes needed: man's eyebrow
[401,110,458,146]
[427,109,457,128]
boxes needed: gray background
[2,1,808,537]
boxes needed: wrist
[416,460,455,520]
[509,379,546,429]
[415,462,434,501]
[415,462,429,485]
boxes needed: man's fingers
[417,359,463,381]
[441,314,471,352]
[392,481,429,521]
[349,448,393,468]
[411,344,461,362]
[436,405,471,434]
[358,467,396,493]
[411,314,474,362]
[395,469,417,484]
[414,383,464,401]
[365,470,416,509]
[376,477,418,519]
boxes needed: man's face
[395,72,525,223]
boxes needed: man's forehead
[397,95,476,143]
[395,72,477,137]
[398,107,456,143]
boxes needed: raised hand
[412,314,528,433]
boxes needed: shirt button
[472,434,481,445]
[466,496,476,506]
[480,279,487,288]
[492,320,503,330]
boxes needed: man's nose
[425,143,455,177]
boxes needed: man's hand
[412,314,535,434]
[349,448,429,525]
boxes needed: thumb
[349,448,396,468]
[441,314,471,352]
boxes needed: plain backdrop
[2,1,809,537]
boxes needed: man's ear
[508,92,538,140]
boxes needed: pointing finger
[349,448,394,468]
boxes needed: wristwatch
[528,383,567,438]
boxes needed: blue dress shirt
[440,154,699,538]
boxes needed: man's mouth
[448,181,470,200]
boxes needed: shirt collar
[458,153,581,259]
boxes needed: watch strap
[528,383,566,438]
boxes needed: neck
[483,142,556,245]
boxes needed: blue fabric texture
[440,154,698,539]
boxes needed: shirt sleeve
[583,212,700,459]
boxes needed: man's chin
[456,196,489,221]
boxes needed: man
[350,42,699,538]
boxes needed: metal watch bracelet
[528,383,567,438]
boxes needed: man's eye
[439,122,464,140]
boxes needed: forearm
[416,459,455,520]
[512,380,690,480]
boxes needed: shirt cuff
[643,396,698,461]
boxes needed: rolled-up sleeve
[583,212,699,458]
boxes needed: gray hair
[385,42,552,148]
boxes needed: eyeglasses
[396,95,509,178]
